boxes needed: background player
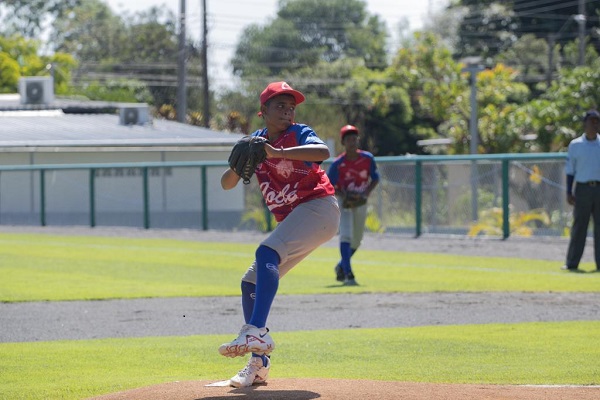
[327,125,380,285]
[219,81,340,387]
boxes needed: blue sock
[248,245,280,329]
[241,280,256,324]
[337,248,356,268]
[340,242,352,274]
[251,353,269,366]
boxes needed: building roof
[0,94,241,150]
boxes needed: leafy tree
[362,82,414,155]
[1,0,197,108]
[438,64,531,154]
[382,32,466,154]
[214,88,263,133]
[277,0,387,65]
[514,62,600,152]
[296,58,373,136]
[49,1,205,110]
[50,0,127,62]
[244,32,462,156]
[0,35,76,94]
[232,19,317,78]
[64,79,153,103]
[122,8,180,63]
[304,60,414,155]
[0,52,20,93]
[231,0,387,78]
[0,0,82,38]
[115,6,185,108]
[391,32,465,123]
[511,0,600,51]
[450,0,600,63]
[48,52,79,94]
[495,34,550,82]
[422,5,470,52]
[51,2,181,66]
[452,2,516,61]
[562,39,600,68]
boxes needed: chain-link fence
[0,153,574,238]
[366,154,569,238]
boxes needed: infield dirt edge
[87,378,600,400]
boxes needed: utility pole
[462,63,484,221]
[547,33,555,86]
[576,0,586,66]
[463,64,484,155]
[547,13,583,82]
[201,0,210,128]
[177,0,187,123]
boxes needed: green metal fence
[371,152,568,238]
[0,153,570,238]
[0,161,223,230]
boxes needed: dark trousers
[566,183,600,269]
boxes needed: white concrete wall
[0,148,245,228]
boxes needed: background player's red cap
[260,81,305,105]
[340,124,359,141]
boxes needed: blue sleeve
[295,124,325,146]
[361,151,380,181]
[327,158,341,185]
[566,174,574,195]
[369,154,380,182]
[293,124,326,165]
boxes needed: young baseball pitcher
[219,81,340,387]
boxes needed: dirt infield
[89,379,600,400]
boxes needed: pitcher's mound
[88,378,600,400]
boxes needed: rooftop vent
[119,104,150,126]
[18,77,54,105]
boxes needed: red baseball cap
[260,81,305,105]
[340,124,359,141]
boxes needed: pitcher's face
[262,94,296,132]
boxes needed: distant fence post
[502,159,510,239]
[89,169,96,228]
[415,160,422,237]
[142,167,150,229]
[201,166,208,230]
[40,169,46,226]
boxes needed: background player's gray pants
[338,201,368,250]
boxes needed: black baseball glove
[342,191,367,208]
[228,135,269,184]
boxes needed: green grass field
[1,232,599,399]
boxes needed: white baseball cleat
[218,324,275,358]
[229,356,271,388]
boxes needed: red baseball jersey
[327,150,380,193]
[252,124,335,222]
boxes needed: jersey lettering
[260,181,299,209]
